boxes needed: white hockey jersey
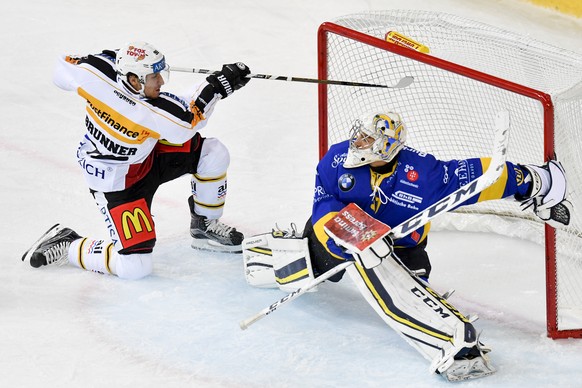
[53,50,221,192]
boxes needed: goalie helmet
[344,112,407,168]
[116,41,169,86]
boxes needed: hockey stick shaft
[239,260,353,330]
[389,110,510,239]
[170,66,414,89]
[239,110,510,330]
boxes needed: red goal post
[317,10,582,339]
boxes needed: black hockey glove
[206,62,251,98]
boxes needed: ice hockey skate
[21,224,81,268]
[189,197,244,253]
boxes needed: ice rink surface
[2,0,582,387]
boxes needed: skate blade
[21,224,62,262]
[191,238,242,254]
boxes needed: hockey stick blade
[389,110,510,239]
[239,261,353,330]
[170,67,413,89]
[276,75,414,89]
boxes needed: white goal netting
[319,10,582,337]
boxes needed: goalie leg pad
[243,234,277,288]
[267,234,316,293]
[345,254,495,380]
[243,231,316,292]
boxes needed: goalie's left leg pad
[345,254,493,378]
[243,234,277,288]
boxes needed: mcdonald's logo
[121,208,153,239]
[110,198,156,249]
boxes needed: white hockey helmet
[344,112,407,168]
[116,41,169,86]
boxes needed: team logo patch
[514,166,525,185]
[126,46,147,61]
[338,173,356,192]
[407,169,419,182]
[110,198,156,249]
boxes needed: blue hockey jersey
[312,140,530,261]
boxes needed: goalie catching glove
[520,160,572,227]
[206,62,251,98]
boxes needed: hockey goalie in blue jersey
[306,111,570,279]
[242,110,571,381]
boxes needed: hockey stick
[170,66,414,89]
[239,110,510,330]
[388,110,510,240]
[239,260,353,330]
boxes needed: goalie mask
[344,112,407,168]
[116,42,170,92]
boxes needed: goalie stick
[170,66,414,89]
[239,110,511,330]
[239,260,352,330]
[389,110,510,239]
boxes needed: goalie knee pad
[243,227,316,292]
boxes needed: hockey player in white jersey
[242,110,571,381]
[22,42,251,279]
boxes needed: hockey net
[317,10,582,339]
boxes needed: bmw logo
[338,173,356,192]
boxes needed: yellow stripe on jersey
[355,263,454,342]
[78,87,160,144]
[369,168,396,213]
[477,157,508,202]
[420,222,430,242]
[158,139,184,147]
[313,212,349,261]
[78,65,199,131]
